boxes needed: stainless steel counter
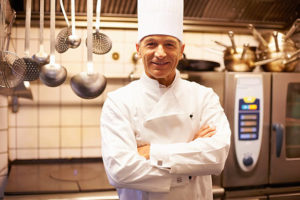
[4,159,226,200]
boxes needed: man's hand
[192,125,216,140]
[138,144,150,160]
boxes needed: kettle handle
[272,123,284,157]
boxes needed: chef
[100,0,231,199]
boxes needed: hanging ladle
[55,0,72,53]
[67,0,81,48]
[40,0,67,87]
[32,0,49,66]
[70,0,106,99]
[86,0,112,55]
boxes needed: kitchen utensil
[177,53,220,71]
[70,0,106,99]
[0,81,33,99]
[55,0,72,53]
[20,0,40,81]
[40,0,67,87]
[87,0,112,55]
[2,2,15,52]
[32,0,50,66]
[0,5,25,88]
[67,0,81,48]
[254,30,298,71]
[0,51,26,88]
[2,0,14,25]
[284,19,300,41]
[273,31,280,52]
[248,24,268,51]
[248,24,299,72]
[223,44,257,72]
[214,40,230,49]
[228,31,237,54]
[215,33,257,72]
[0,0,4,51]
[128,52,139,81]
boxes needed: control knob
[243,156,253,166]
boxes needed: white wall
[0,95,8,198]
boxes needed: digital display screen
[238,98,260,141]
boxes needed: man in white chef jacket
[100,0,231,199]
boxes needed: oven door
[269,192,300,200]
[270,73,300,184]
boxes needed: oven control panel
[234,75,263,172]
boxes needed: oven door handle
[272,123,284,157]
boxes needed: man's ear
[180,43,185,59]
[136,43,141,56]
[181,43,185,55]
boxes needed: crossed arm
[138,124,216,159]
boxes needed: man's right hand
[192,125,216,140]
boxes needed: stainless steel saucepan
[249,24,300,72]
[215,31,257,72]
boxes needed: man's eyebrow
[165,40,177,44]
[143,38,156,43]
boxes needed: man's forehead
[141,35,180,43]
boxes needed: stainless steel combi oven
[186,71,300,199]
[269,73,300,185]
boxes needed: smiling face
[136,35,185,86]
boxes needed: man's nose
[154,45,166,58]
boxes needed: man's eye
[166,43,175,47]
[146,42,155,47]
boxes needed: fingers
[197,125,216,137]
[202,130,216,138]
[193,125,216,140]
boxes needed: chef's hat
[137,0,183,43]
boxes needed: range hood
[9,0,300,31]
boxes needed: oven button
[243,156,253,167]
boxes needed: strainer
[87,0,112,55]
[55,0,71,53]
[0,51,25,88]
[0,2,25,88]
[21,0,40,81]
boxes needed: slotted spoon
[55,0,72,53]
[86,0,112,55]
[20,0,40,81]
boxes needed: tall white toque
[137,0,184,43]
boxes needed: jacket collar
[140,69,181,91]
[139,70,186,122]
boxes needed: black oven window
[286,83,300,158]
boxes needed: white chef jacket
[101,70,231,200]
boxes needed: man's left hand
[138,144,150,160]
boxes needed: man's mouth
[151,61,169,65]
